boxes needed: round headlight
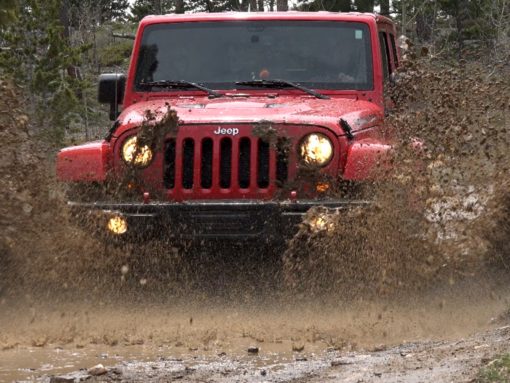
[122,136,153,167]
[299,133,333,167]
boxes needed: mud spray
[0,55,510,380]
[284,58,510,298]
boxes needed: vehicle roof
[140,11,395,27]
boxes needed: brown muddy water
[1,280,509,381]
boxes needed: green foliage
[354,0,374,12]
[129,0,260,20]
[98,39,133,67]
[0,0,18,27]
[296,0,352,11]
[296,0,389,12]
[130,0,173,21]
[68,0,130,23]
[0,0,90,143]
[189,0,233,12]
[477,354,510,383]
[392,0,509,60]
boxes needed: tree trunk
[277,0,288,11]
[175,0,185,13]
[257,0,264,10]
[59,0,82,83]
[416,10,433,42]
[354,0,374,12]
[337,0,352,11]
[238,0,249,11]
[150,0,163,14]
[380,0,390,15]
[250,0,257,10]
[456,0,469,60]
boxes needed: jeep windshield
[134,21,373,92]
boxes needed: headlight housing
[121,136,153,167]
[299,133,333,167]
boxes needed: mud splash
[3,58,508,301]
[1,56,510,382]
[283,57,510,297]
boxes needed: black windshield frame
[134,20,374,92]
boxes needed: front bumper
[69,199,370,241]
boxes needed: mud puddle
[1,341,324,382]
[0,344,162,382]
[1,283,509,382]
[5,323,510,382]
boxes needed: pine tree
[354,0,374,12]
[393,0,509,59]
[277,0,288,11]
[130,0,271,16]
[102,0,130,21]
[188,0,232,12]
[0,0,90,142]
[66,0,129,24]
[296,0,352,12]
[0,0,17,27]
[175,0,185,13]
[130,0,176,20]
[379,0,390,15]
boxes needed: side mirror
[98,73,126,120]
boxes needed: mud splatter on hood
[115,96,384,138]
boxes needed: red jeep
[56,12,399,242]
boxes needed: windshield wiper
[235,79,330,100]
[139,80,222,98]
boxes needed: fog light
[308,214,335,232]
[107,216,127,235]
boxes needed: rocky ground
[138,325,510,383]
[1,288,508,383]
[4,322,508,383]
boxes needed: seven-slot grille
[163,134,289,191]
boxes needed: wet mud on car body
[56,12,400,241]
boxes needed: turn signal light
[316,182,330,193]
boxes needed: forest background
[0,0,508,144]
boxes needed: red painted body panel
[57,141,111,182]
[113,96,384,139]
[343,140,393,180]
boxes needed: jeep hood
[114,96,384,138]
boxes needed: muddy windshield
[134,21,373,91]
